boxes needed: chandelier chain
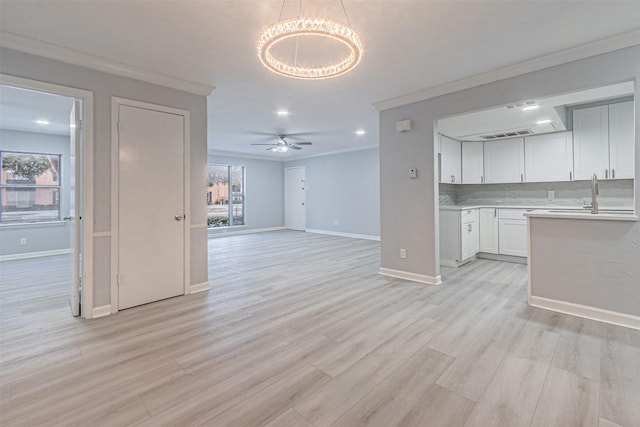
[339,0,352,27]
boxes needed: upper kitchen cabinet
[440,135,461,184]
[524,132,573,182]
[483,138,525,183]
[573,101,634,180]
[462,141,484,184]
[609,101,635,179]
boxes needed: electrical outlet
[400,248,406,259]
[547,190,555,200]
[20,238,27,245]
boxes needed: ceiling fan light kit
[257,0,362,80]
[251,134,313,153]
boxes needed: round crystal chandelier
[258,1,362,80]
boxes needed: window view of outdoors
[0,151,61,223]
[207,164,245,227]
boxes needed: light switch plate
[547,190,555,200]
[409,168,418,179]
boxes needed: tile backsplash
[440,179,634,208]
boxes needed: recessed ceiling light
[36,119,50,125]
[355,129,366,135]
[277,110,289,117]
[536,119,552,125]
[522,105,539,111]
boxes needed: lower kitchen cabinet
[479,208,499,254]
[440,208,479,267]
[498,209,528,257]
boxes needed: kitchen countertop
[440,204,637,221]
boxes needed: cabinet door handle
[569,171,572,181]
[612,169,615,179]
[605,169,608,179]
[521,173,524,183]
[481,176,484,184]
[494,208,497,217]
[451,175,455,183]
[468,224,472,232]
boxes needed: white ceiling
[1,1,639,159]
[0,85,74,136]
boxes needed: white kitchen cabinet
[609,101,635,179]
[524,132,573,182]
[498,209,527,257]
[483,138,525,183]
[440,208,479,267]
[462,141,484,184]
[479,208,499,254]
[440,135,461,184]
[573,105,610,180]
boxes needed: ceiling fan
[251,134,312,152]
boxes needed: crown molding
[0,31,214,96]
[208,144,379,162]
[374,28,640,111]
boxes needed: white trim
[374,29,640,111]
[530,296,640,331]
[283,144,379,161]
[189,281,210,294]
[190,223,208,229]
[0,249,71,262]
[1,74,95,319]
[110,97,191,313]
[305,228,380,241]
[378,267,442,285]
[92,305,112,319]
[92,231,111,238]
[0,31,214,96]
[207,149,286,162]
[208,226,286,237]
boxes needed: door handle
[174,214,184,221]
[63,216,73,221]
[301,203,305,206]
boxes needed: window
[1,151,62,223]
[207,164,245,227]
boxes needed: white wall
[379,45,639,315]
[0,130,71,257]
[0,47,208,308]
[285,148,380,239]
[207,154,284,235]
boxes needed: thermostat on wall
[409,168,418,179]
[396,119,412,133]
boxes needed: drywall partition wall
[207,153,284,235]
[0,130,71,257]
[0,47,209,309]
[285,148,380,239]
[379,45,639,297]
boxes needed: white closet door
[117,104,185,310]
[285,167,306,231]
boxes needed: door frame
[284,166,306,230]
[0,74,95,318]
[110,97,191,313]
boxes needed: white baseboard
[379,267,442,285]
[92,305,112,319]
[189,281,210,294]
[530,296,640,331]
[0,248,71,262]
[208,226,285,238]
[305,228,380,241]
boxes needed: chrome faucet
[583,173,599,214]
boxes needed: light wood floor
[1,230,639,426]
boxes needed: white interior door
[285,167,306,231]
[69,100,81,316]
[117,104,185,310]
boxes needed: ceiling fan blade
[251,143,277,145]
[288,145,303,150]
[292,142,312,145]
[266,147,277,151]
